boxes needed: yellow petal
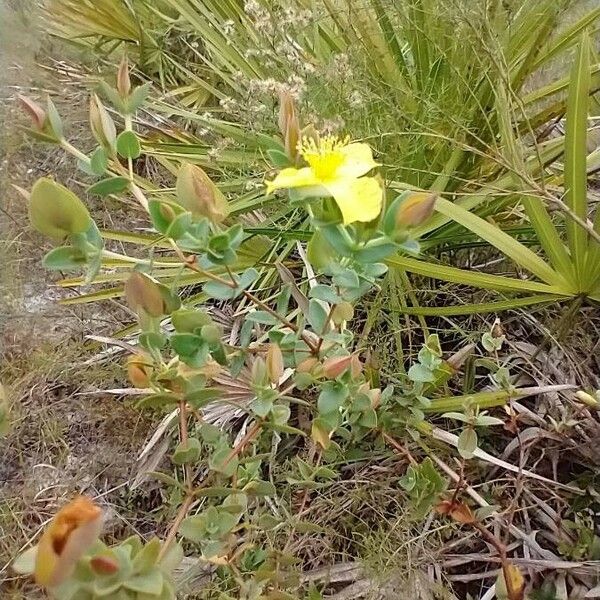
[337,143,378,179]
[325,177,383,224]
[266,167,320,194]
[35,496,103,588]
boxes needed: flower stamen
[298,135,350,181]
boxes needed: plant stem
[157,418,263,561]
[169,242,319,353]
[124,114,134,180]
[381,431,418,466]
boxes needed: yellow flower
[35,496,103,588]
[266,136,382,224]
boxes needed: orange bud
[117,55,131,99]
[278,91,296,137]
[266,343,284,384]
[124,272,165,317]
[322,355,352,379]
[90,554,120,575]
[395,192,437,228]
[296,357,319,374]
[127,354,153,388]
[284,113,300,163]
[35,496,103,587]
[17,95,46,130]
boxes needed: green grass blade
[386,255,565,295]
[520,195,576,285]
[564,33,592,283]
[532,7,600,70]
[394,294,562,316]
[435,198,567,288]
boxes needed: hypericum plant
[14,58,542,598]
[12,59,442,598]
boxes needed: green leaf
[387,255,564,295]
[564,33,591,284]
[90,147,108,175]
[407,363,434,383]
[124,569,164,595]
[267,148,291,167]
[172,308,212,332]
[126,82,152,114]
[250,394,274,418]
[309,284,341,304]
[88,176,130,197]
[308,298,329,333]
[135,393,179,410]
[243,480,276,496]
[46,97,63,139]
[98,80,127,113]
[172,438,202,465]
[43,246,87,270]
[117,130,142,159]
[247,311,280,325]
[209,447,238,477]
[132,537,161,574]
[457,428,477,459]
[317,381,348,414]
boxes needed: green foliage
[399,458,446,520]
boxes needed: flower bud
[575,390,599,408]
[394,192,437,227]
[322,355,352,379]
[278,91,296,137]
[29,178,92,241]
[176,163,230,223]
[266,343,284,384]
[279,91,300,163]
[384,191,437,237]
[17,95,46,130]
[368,387,382,409]
[127,354,153,388]
[90,555,120,575]
[331,301,354,325]
[496,564,525,600]
[124,272,166,317]
[89,94,116,150]
[284,113,300,163]
[350,354,363,379]
[251,357,268,386]
[296,356,319,374]
[34,496,103,587]
[117,55,131,99]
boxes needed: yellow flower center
[299,135,349,181]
